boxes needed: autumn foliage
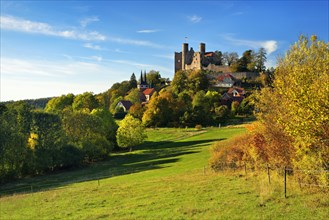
[210,35,329,186]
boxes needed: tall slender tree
[129,73,137,89]
[255,47,267,72]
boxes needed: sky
[1,1,328,101]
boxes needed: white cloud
[260,41,278,55]
[83,43,104,50]
[80,16,99,28]
[223,35,278,55]
[137,29,161,33]
[1,58,73,77]
[0,15,106,41]
[187,15,202,23]
[0,57,119,101]
[114,48,129,53]
[108,37,164,49]
[80,56,103,62]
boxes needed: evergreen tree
[255,47,267,72]
[129,73,137,89]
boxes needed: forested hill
[2,97,53,109]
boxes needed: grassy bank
[1,127,328,219]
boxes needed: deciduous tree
[116,115,146,151]
[223,52,239,66]
[256,35,329,185]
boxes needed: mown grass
[0,126,328,219]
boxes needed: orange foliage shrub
[209,133,252,171]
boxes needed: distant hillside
[1,97,54,109]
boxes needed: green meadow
[0,127,328,219]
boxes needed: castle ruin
[174,42,260,80]
[174,43,229,73]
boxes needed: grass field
[0,127,328,219]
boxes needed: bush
[209,133,250,171]
[209,123,270,171]
[195,124,202,131]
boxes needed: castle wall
[202,64,231,73]
[185,52,201,70]
[174,52,182,72]
[215,72,260,80]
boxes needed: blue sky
[1,1,328,101]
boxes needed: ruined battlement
[174,43,222,73]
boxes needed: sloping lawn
[1,127,328,219]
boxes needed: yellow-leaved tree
[257,35,329,185]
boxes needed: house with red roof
[142,88,155,103]
[214,74,237,88]
[221,87,246,106]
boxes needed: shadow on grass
[0,138,225,197]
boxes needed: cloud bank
[0,15,106,41]
[137,29,161,33]
[223,35,278,55]
[80,16,99,28]
[187,15,202,23]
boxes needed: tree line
[209,47,267,73]
[0,94,146,183]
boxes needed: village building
[137,71,149,90]
[213,73,237,88]
[142,88,155,103]
[221,87,246,105]
[116,100,133,112]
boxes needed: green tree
[72,92,99,112]
[125,88,141,104]
[146,70,161,88]
[109,96,124,114]
[233,50,256,72]
[45,94,74,113]
[62,110,113,162]
[142,91,175,127]
[0,106,29,181]
[205,90,222,110]
[187,69,209,93]
[116,115,146,151]
[171,70,188,94]
[6,101,33,135]
[91,108,118,144]
[255,47,267,72]
[129,73,138,89]
[231,101,240,116]
[29,111,67,173]
[176,91,193,126]
[214,105,229,123]
[129,103,145,120]
[191,91,210,125]
[237,94,255,115]
[192,90,207,108]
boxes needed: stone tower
[181,43,188,70]
[199,43,205,54]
